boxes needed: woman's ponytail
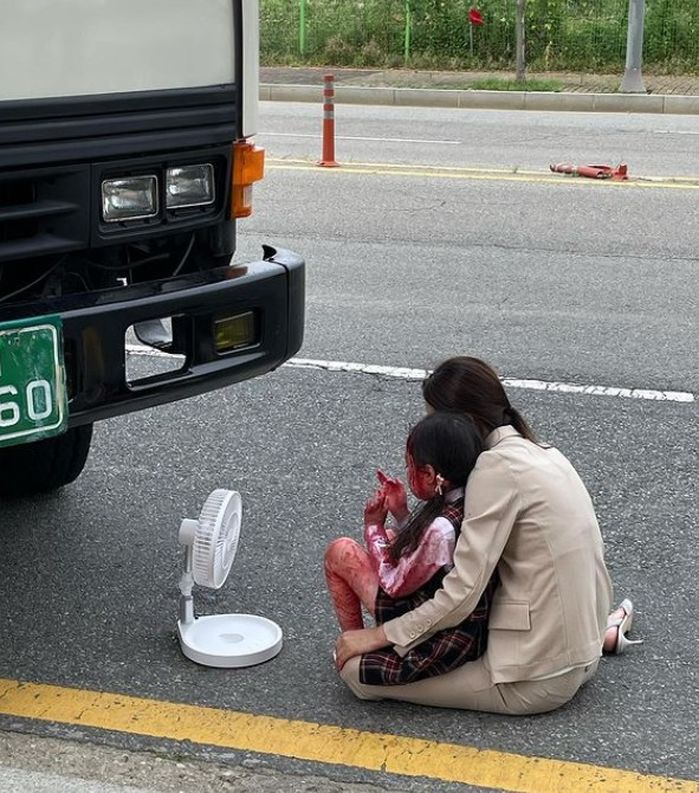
[505,405,537,443]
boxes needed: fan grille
[192,489,242,589]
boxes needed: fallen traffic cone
[550,162,628,181]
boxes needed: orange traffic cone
[550,162,628,181]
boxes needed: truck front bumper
[1,246,304,426]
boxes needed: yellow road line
[267,158,699,190]
[0,678,696,793]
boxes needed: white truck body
[0,0,259,136]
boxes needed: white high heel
[606,598,644,654]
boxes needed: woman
[334,356,632,715]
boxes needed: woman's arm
[382,452,519,652]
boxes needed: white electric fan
[176,489,283,668]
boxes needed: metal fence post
[299,0,306,56]
[515,0,526,82]
[621,0,646,93]
[404,1,412,64]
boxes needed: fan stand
[176,507,283,669]
[177,613,283,669]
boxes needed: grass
[260,0,699,74]
[469,77,564,92]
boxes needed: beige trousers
[340,655,599,715]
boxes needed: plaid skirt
[359,571,498,687]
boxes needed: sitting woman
[334,356,638,715]
[325,412,498,686]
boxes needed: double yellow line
[0,678,696,792]
[267,157,699,190]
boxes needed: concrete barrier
[592,92,664,113]
[260,83,699,115]
[393,88,461,108]
[663,95,699,115]
[332,86,396,106]
[458,90,525,110]
[524,92,595,112]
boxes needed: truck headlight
[101,176,158,222]
[166,164,215,209]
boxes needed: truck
[0,0,305,497]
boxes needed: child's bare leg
[324,537,379,631]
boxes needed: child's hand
[363,491,387,527]
[377,470,409,524]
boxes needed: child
[324,412,498,687]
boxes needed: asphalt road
[258,101,699,176]
[249,103,699,392]
[1,101,697,790]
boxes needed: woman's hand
[335,625,389,670]
[364,491,387,527]
[377,470,409,524]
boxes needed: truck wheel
[0,425,93,498]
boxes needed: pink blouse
[363,489,463,599]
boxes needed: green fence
[261,0,699,73]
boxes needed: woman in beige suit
[334,356,635,715]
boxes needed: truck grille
[0,166,90,263]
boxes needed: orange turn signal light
[231,141,265,218]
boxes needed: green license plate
[0,316,68,448]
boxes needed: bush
[323,35,356,65]
[261,0,699,74]
[360,39,386,67]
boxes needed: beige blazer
[383,426,613,684]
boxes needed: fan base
[178,613,283,668]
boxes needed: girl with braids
[324,412,498,686]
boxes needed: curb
[260,83,699,114]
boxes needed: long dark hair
[389,412,482,561]
[422,356,536,442]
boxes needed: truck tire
[0,425,93,498]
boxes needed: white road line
[499,377,695,402]
[653,129,699,136]
[289,357,429,380]
[126,343,181,359]
[125,345,695,403]
[260,132,462,145]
